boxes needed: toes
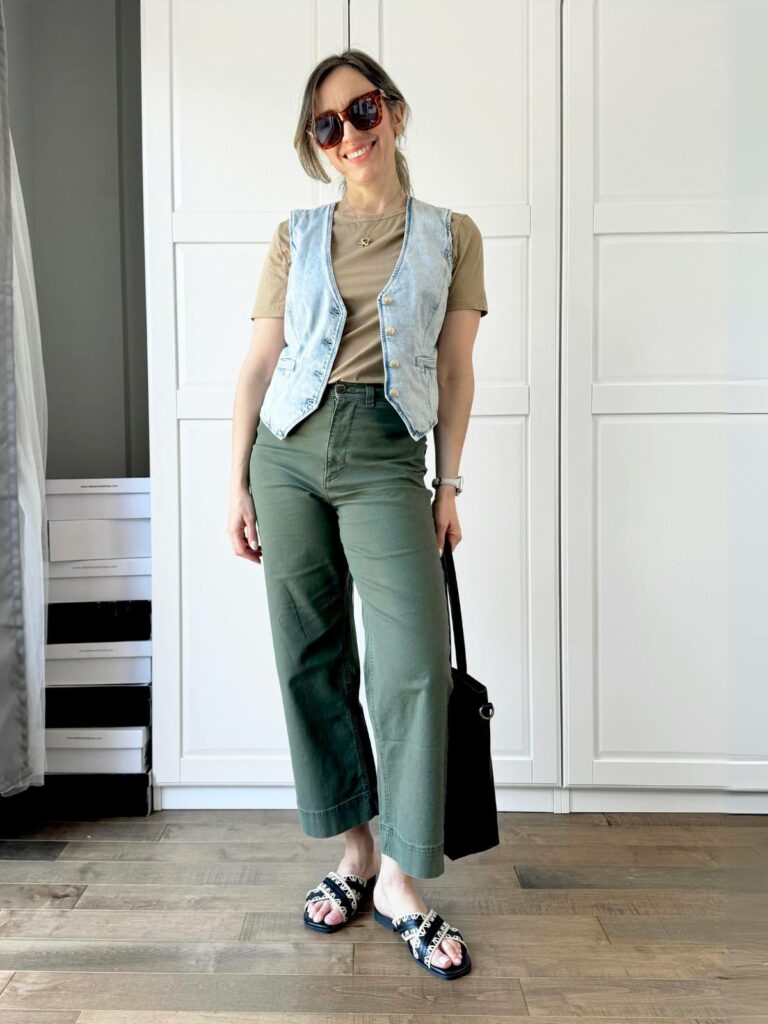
[437,937,463,966]
[309,899,329,921]
[308,899,343,925]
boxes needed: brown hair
[294,48,413,197]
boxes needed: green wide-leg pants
[249,380,453,878]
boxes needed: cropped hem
[379,822,445,878]
[298,788,379,838]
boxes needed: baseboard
[155,784,757,814]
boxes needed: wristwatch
[431,475,463,495]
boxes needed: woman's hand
[432,487,462,555]
[228,486,262,564]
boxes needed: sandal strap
[304,870,369,921]
[391,907,468,970]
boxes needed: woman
[227,49,487,980]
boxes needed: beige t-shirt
[251,202,488,384]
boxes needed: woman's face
[312,67,401,187]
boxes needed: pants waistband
[323,380,387,405]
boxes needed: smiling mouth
[344,139,376,160]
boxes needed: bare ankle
[377,853,415,889]
[342,822,375,862]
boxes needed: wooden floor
[0,809,762,1022]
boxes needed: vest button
[385,326,396,336]
[389,387,399,397]
[389,358,399,368]
[382,295,392,304]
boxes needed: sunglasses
[306,88,389,150]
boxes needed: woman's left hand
[432,488,462,555]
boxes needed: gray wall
[4,0,148,479]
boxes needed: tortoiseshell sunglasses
[306,88,389,150]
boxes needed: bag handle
[440,541,467,675]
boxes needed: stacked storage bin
[40,478,153,817]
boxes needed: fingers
[435,529,461,556]
[432,505,462,556]
[244,518,259,549]
[228,521,263,563]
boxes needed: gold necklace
[338,186,406,248]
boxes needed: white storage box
[48,518,150,562]
[48,557,152,603]
[45,640,152,687]
[45,726,149,773]
[46,478,150,520]
[46,478,151,562]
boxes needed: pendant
[358,235,372,247]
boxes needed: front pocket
[415,353,437,370]
[276,353,296,372]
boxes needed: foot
[306,848,381,926]
[373,873,464,969]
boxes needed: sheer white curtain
[0,0,48,798]
[0,131,48,797]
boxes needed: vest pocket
[414,353,438,421]
[275,352,296,372]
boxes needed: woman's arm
[432,308,482,552]
[227,317,286,561]
[230,316,286,489]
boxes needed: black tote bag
[440,540,500,860]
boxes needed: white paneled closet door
[143,0,562,807]
[351,0,562,799]
[562,0,767,796]
[143,0,349,797]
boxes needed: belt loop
[365,383,374,406]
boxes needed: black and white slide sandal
[303,870,376,932]
[373,905,472,979]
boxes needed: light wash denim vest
[258,193,453,441]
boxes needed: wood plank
[49,839,761,868]
[0,825,166,843]
[81,809,609,826]
[519,977,724,1016]
[0,1010,79,1023]
[241,911,606,945]
[353,941,726,979]
[0,887,85,911]
[84,809,303,825]
[152,824,374,844]
[604,813,768,828]
[0,909,245,942]
[0,939,351,974]
[500,826,768,847]
[0,861,524,889]
[71,1015,725,1024]
[0,844,67,862]
[515,866,760,892]
[153,821,768,847]
[72,883,727,916]
[0,972,528,1014]
[720,977,768,1014]
[600,915,753,947]
[727,946,768,975]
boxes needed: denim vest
[258,193,453,441]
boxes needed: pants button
[335,383,347,393]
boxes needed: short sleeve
[446,213,488,318]
[250,219,291,319]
